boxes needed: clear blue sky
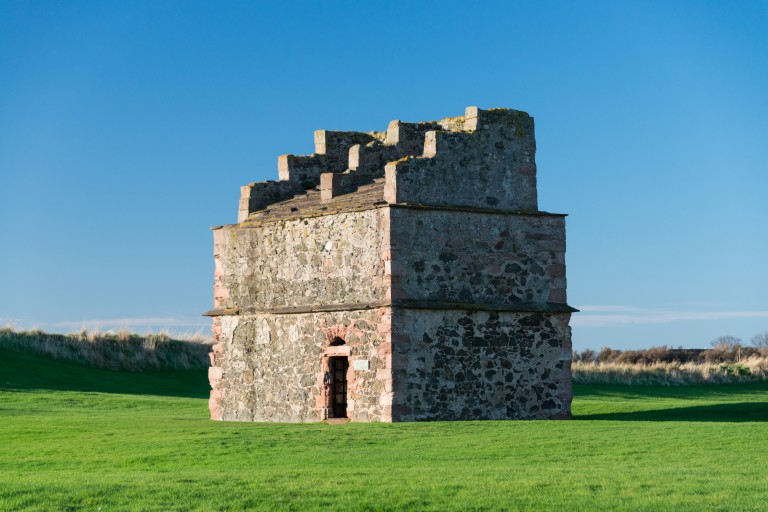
[1,1,766,350]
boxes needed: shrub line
[0,327,213,372]
[572,359,768,386]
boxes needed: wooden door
[330,356,348,418]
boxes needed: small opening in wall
[328,356,349,418]
[330,336,345,346]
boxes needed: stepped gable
[236,107,541,224]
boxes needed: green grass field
[1,349,767,511]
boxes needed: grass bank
[1,350,767,511]
[0,327,212,371]
[572,358,768,385]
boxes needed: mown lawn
[1,350,767,511]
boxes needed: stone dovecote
[205,106,576,422]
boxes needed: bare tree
[580,349,596,364]
[709,335,742,350]
[751,331,768,349]
[597,347,621,363]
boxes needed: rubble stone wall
[385,108,538,211]
[213,208,390,311]
[390,208,567,305]
[210,307,393,422]
[391,309,572,421]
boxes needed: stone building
[205,106,576,422]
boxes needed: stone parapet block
[384,161,399,204]
[348,120,443,174]
[295,120,441,203]
[351,122,457,177]
[422,130,473,158]
[384,107,538,211]
[386,120,442,151]
[238,180,300,223]
[277,154,328,185]
[348,142,401,175]
[314,130,379,172]
[320,172,342,201]
[463,106,535,133]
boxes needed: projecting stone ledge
[202,300,578,317]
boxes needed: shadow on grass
[574,383,768,400]
[577,402,768,422]
[0,349,209,399]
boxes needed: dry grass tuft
[572,357,768,385]
[0,327,213,372]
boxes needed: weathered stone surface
[238,180,300,223]
[213,209,389,311]
[314,130,379,172]
[385,107,538,211]
[391,309,572,421]
[347,120,441,177]
[390,208,566,306]
[208,106,575,423]
[277,154,328,186]
[211,308,392,422]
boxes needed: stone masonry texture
[206,106,576,422]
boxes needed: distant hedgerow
[0,327,213,372]
[572,358,768,386]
